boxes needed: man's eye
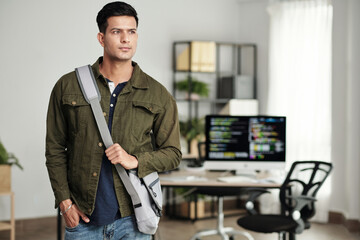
[130,30,136,34]
[113,31,120,34]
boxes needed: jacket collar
[91,57,149,90]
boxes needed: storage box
[177,201,205,220]
[176,41,216,72]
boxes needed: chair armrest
[245,188,271,215]
[285,195,317,233]
[286,195,316,212]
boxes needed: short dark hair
[96,1,138,33]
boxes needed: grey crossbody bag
[75,65,162,235]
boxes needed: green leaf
[175,77,209,97]
[0,141,9,164]
[179,118,205,142]
[0,140,23,170]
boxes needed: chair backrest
[279,161,333,221]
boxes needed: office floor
[157,216,360,240]
[0,216,359,240]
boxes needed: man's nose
[120,33,129,43]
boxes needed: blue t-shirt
[89,80,127,226]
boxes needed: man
[45,2,182,239]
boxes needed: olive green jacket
[45,57,182,217]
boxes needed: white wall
[347,0,360,220]
[236,0,269,114]
[330,0,349,219]
[331,0,360,220]
[0,0,242,220]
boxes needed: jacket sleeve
[135,96,182,178]
[45,80,70,208]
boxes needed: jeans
[65,215,151,240]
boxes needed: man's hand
[105,143,138,169]
[60,199,90,228]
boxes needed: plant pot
[190,139,199,157]
[0,165,11,192]
[185,93,200,100]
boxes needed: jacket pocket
[62,94,92,133]
[131,101,162,140]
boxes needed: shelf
[0,222,11,231]
[0,191,13,196]
[173,41,257,105]
[175,98,233,104]
[174,70,237,76]
[173,41,257,153]
[0,191,15,240]
[174,70,215,74]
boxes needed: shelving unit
[0,192,15,240]
[0,165,15,240]
[172,41,258,153]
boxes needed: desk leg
[57,208,62,240]
[165,187,177,218]
[164,187,169,216]
[194,194,198,221]
[211,196,216,217]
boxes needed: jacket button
[98,142,103,147]
[93,172,97,177]
[88,209,92,213]
[71,101,76,105]
[103,112,106,117]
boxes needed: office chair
[190,142,254,240]
[237,161,333,240]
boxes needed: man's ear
[97,32,105,47]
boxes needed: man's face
[98,16,138,62]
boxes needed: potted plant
[0,140,23,192]
[175,76,209,99]
[179,117,205,155]
[179,117,204,143]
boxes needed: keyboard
[217,175,258,183]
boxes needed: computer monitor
[204,115,286,174]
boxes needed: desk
[160,170,281,240]
[160,169,280,188]
[160,170,281,220]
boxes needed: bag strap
[75,65,142,208]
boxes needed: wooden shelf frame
[0,191,15,240]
